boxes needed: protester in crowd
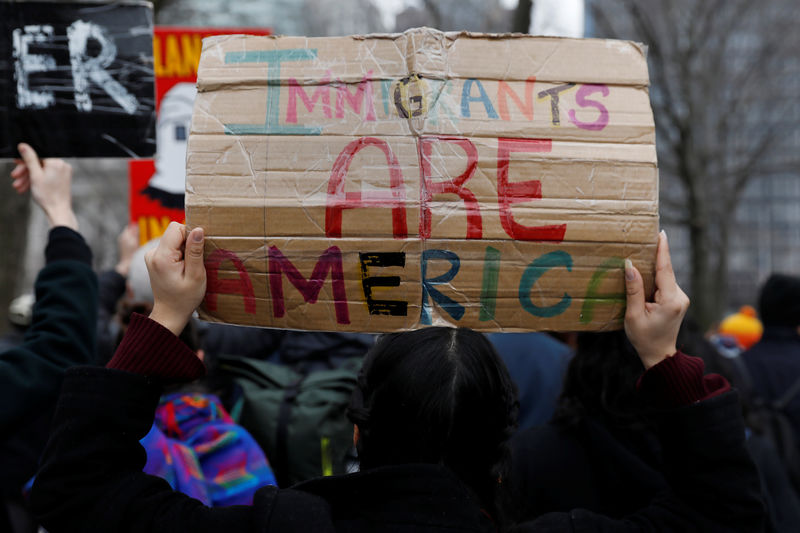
[488,332,572,430]
[510,330,662,519]
[677,316,741,387]
[30,227,763,531]
[93,222,367,492]
[737,274,800,507]
[89,228,277,504]
[741,274,800,439]
[95,223,140,364]
[510,325,798,531]
[0,143,96,430]
[0,144,97,532]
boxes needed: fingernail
[625,258,635,280]
[192,228,204,242]
[660,229,667,240]
[17,143,26,153]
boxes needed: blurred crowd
[1,147,795,532]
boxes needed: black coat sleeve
[31,367,275,533]
[514,391,764,532]
[95,269,127,364]
[0,228,97,433]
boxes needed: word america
[206,246,624,327]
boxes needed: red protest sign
[129,26,271,245]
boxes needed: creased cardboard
[186,28,658,332]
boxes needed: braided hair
[347,327,519,527]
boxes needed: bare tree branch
[422,0,443,29]
[592,0,800,327]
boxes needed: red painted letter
[497,76,536,121]
[268,245,350,324]
[418,136,481,239]
[286,72,332,123]
[335,71,375,121]
[497,137,566,242]
[205,249,257,314]
[326,137,407,239]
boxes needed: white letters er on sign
[12,20,140,114]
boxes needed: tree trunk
[689,234,710,328]
[687,200,714,329]
[513,0,533,32]
[711,218,731,325]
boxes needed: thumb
[624,258,645,321]
[17,143,42,177]
[185,227,206,281]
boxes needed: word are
[327,135,566,242]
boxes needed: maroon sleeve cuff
[106,313,206,383]
[636,351,731,409]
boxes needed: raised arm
[0,144,97,431]
[146,222,207,336]
[31,224,265,532]
[11,143,79,231]
[623,230,690,369]
[518,232,763,531]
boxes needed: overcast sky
[374,0,519,30]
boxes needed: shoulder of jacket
[253,486,336,533]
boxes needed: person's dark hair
[552,330,648,431]
[347,327,518,525]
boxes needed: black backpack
[735,357,800,491]
[217,354,362,488]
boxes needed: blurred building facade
[394,0,512,33]
[158,0,384,36]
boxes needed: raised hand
[145,222,207,336]
[12,143,78,230]
[624,231,690,369]
[115,223,140,277]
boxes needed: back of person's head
[759,274,800,328]
[347,327,518,520]
[553,330,646,430]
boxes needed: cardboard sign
[0,1,155,158]
[130,26,272,245]
[186,29,658,333]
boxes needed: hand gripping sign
[186,29,658,333]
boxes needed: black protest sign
[0,1,155,158]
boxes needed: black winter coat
[31,366,763,532]
[742,327,800,447]
[0,227,96,433]
[510,417,666,520]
